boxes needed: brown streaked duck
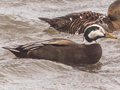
[39,1,120,34]
[39,11,106,34]
[3,24,117,65]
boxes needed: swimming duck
[107,0,120,31]
[39,11,106,34]
[39,1,120,34]
[3,24,117,65]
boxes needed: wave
[0,0,119,90]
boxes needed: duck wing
[57,11,103,21]
[3,38,76,52]
[3,38,77,58]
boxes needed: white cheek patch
[88,30,104,39]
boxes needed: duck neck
[83,37,97,45]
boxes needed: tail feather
[3,47,20,52]
[38,17,52,23]
[3,47,27,58]
[38,17,69,31]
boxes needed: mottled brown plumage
[39,11,104,34]
[107,0,120,31]
[57,11,103,21]
[39,11,113,34]
[39,1,120,33]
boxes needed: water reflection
[73,62,103,73]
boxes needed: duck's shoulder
[77,43,101,49]
[18,38,77,51]
[42,38,77,46]
[85,43,101,48]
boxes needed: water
[0,0,120,90]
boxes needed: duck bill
[105,31,117,39]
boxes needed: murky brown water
[0,0,120,90]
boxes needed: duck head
[83,24,117,43]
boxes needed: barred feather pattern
[63,18,102,34]
[57,11,103,21]
[57,11,105,34]
[39,11,106,34]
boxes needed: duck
[107,0,120,31]
[3,24,117,65]
[39,1,120,34]
[39,11,106,34]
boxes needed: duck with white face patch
[83,24,117,43]
[3,24,117,65]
